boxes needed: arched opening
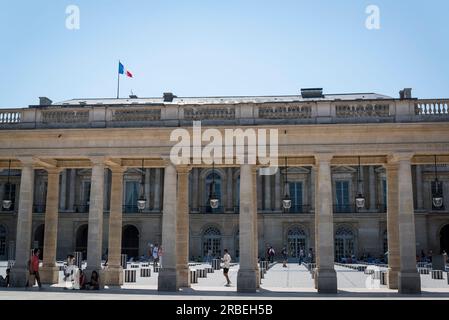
[0,225,7,260]
[440,224,449,254]
[34,224,45,260]
[234,230,239,260]
[75,224,88,260]
[122,225,140,260]
[204,173,222,213]
[335,226,356,262]
[202,226,221,259]
[287,227,307,261]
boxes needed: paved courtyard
[1,262,449,299]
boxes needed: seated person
[0,268,10,287]
[79,270,86,290]
[87,270,100,290]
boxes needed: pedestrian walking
[221,249,232,287]
[281,247,288,267]
[28,248,42,289]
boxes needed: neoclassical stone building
[0,88,448,293]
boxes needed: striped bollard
[124,269,137,283]
[140,268,151,277]
[190,270,198,284]
[431,270,443,280]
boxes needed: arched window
[335,227,355,262]
[34,224,45,260]
[234,230,239,259]
[122,225,140,259]
[287,227,307,259]
[0,225,7,259]
[202,227,221,258]
[205,173,222,213]
[75,224,88,260]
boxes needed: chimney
[301,88,324,99]
[39,97,53,106]
[129,94,138,99]
[163,92,176,102]
[399,88,412,99]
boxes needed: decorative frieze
[259,104,312,119]
[42,110,89,123]
[112,109,161,121]
[335,104,390,118]
[184,106,235,120]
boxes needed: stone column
[192,168,199,211]
[415,166,424,210]
[257,172,262,211]
[226,167,233,211]
[310,167,315,212]
[105,167,124,286]
[158,163,178,291]
[85,157,105,283]
[264,175,271,211]
[68,169,76,211]
[369,166,376,211]
[40,168,62,284]
[274,168,281,212]
[396,153,421,293]
[386,163,400,289]
[59,169,67,211]
[154,168,161,211]
[237,164,258,293]
[145,169,151,210]
[177,166,190,288]
[10,158,35,287]
[314,153,337,294]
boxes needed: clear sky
[0,0,448,108]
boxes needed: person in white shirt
[222,249,232,287]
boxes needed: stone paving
[1,262,449,299]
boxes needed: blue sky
[0,0,448,108]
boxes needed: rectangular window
[335,181,350,213]
[289,182,303,213]
[125,181,139,213]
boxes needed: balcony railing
[281,205,312,214]
[1,99,448,129]
[74,204,89,213]
[122,205,162,214]
[190,206,240,214]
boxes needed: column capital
[109,166,125,174]
[314,153,334,164]
[46,167,63,175]
[388,152,414,164]
[89,156,106,166]
[176,165,192,174]
[17,156,37,168]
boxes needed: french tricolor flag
[118,61,133,78]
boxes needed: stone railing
[335,103,390,118]
[183,106,235,120]
[1,99,448,129]
[415,100,449,116]
[0,110,22,123]
[259,104,312,119]
[112,108,161,122]
[42,110,89,124]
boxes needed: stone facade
[0,90,448,293]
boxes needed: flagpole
[117,60,120,99]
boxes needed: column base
[158,268,179,292]
[387,268,398,289]
[9,267,29,288]
[237,268,258,293]
[40,266,60,285]
[104,266,123,286]
[398,271,421,294]
[314,268,337,294]
[177,266,190,288]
